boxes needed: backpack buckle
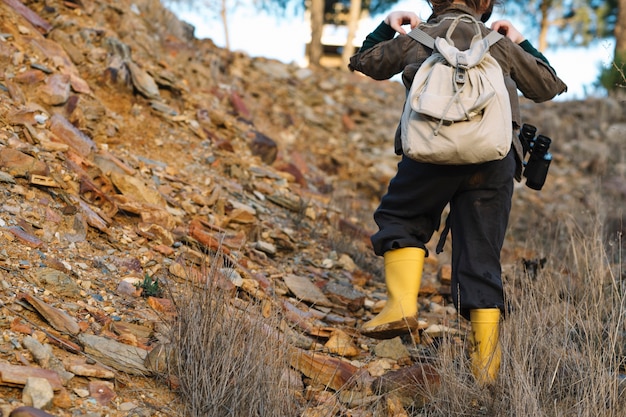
[455,53,468,84]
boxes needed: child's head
[427,0,502,21]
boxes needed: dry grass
[158,205,625,416]
[162,249,301,417]
[155,167,626,416]
[419,211,626,417]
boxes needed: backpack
[400,15,513,165]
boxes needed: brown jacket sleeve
[349,12,568,181]
[349,25,567,106]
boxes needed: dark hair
[427,0,501,18]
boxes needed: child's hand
[384,11,421,35]
[491,20,526,43]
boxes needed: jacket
[348,4,568,181]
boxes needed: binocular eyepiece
[519,124,552,191]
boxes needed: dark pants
[371,150,516,320]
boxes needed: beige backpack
[400,15,512,165]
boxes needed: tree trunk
[220,0,230,50]
[615,0,626,95]
[340,0,362,70]
[616,0,626,57]
[537,0,551,52]
[308,0,324,67]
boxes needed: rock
[88,380,116,406]
[0,170,16,183]
[5,226,44,249]
[22,377,54,410]
[283,274,333,307]
[248,130,278,164]
[2,0,52,34]
[21,336,74,385]
[324,329,360,357]
[77,334,150,376]
[9,406,56,417]
[0,363,63,391]
[323,281,365,312]
[48,114,96,157]
[65,359,115,379]
[38,74,71,105]
[372,363,440,408]
[51,387,72,409]
[18,293,81,335]
[282,300,327,334]
[373,337,411,361]
[143,343,175,374]
[31,268,81,298]
[14,69,46,85]
[127,61,160,99]
[110,172,167,207]
[254,240,276,255]
[0,149,49,178]
[289,348,359,391]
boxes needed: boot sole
[360,316,420,340]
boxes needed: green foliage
[598,51,626,93]
[136,274,163,298]
[592,0,619,38]
[504,0,618,48]
[334,0,401,17]
[560,0,619,45]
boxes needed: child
[349,0,567,384]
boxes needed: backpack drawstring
[433,81,469,136]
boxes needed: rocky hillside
[0,0,625,416]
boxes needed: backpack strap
[407,26,435,49]
[482,30,504,46]
[407,17,503,50]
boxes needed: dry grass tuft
[420,211,626,416]
[162,249,301,417]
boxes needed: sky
[169,0,614,100]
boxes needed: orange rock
[0,148,50,178]
[189,218,231,254]
[38,74,71,105]
[10,318,32,335]
[438,264,452,284]
[52,387,73,409]
[65,359,115,379]
[18,293,80,335]
[13,69,46,84]
[44,332,82,354]
[49,114,96,157]
[289,349,359,391]
[341,112,356,131]
[152,244,175,256]
[147,296,175,313]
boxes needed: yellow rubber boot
[361,247,425,339]
[469,308,502,385]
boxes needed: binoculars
[519,124,553,191]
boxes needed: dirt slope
[0,0,625,416]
